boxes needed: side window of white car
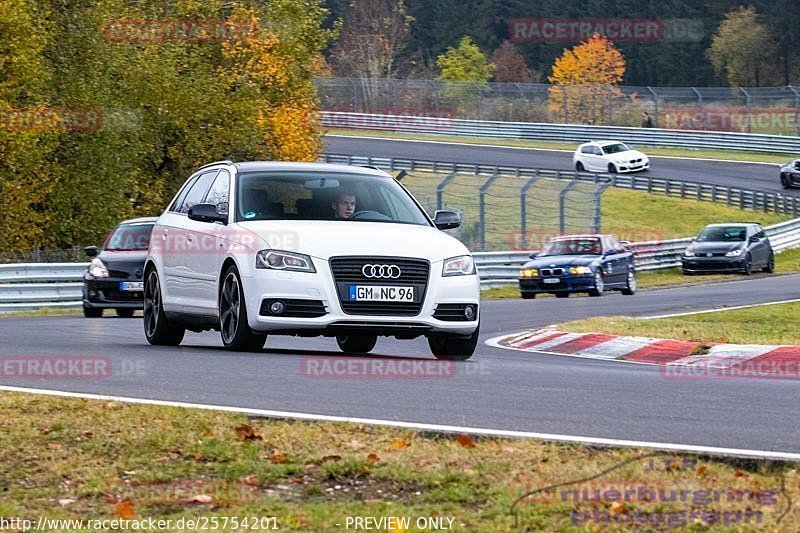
[178,170,218,214]
[204,169,230,215]
[581,146,593,154]
[593,146,603,156]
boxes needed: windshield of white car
[235,171,431,226]
[601,143,630,154]
[697,226,746,242]
[103,223,153,251]
[538,238,602,256]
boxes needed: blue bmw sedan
[518,235,636,299]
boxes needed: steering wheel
[349,210,391,221]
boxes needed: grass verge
[560,301,800,345]
[480,247,800,299]
[325,128,795,163]
[1,391,798,530]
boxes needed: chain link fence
[317,78,800,135]
[0,247,86,264]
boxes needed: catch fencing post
[478,169,500,251]
[519,172,540,250]
[436,171,459,211]
[592,181,612,233]
[558,180,578,235]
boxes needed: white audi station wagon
[143,161,480,359]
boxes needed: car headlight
[683,249,695,257]
[256,250,316,273]
[443,255,475,277]
[725,248,744,257]
[569,266,592,275]
[88,258,109,278]
[520,268,538,278]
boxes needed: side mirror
[188,203,227,224]
[749,235,759,243]
[529,253,538,259]
[794,162,800,170]
[433,210,461,230]
[620,240,631,247]
[84,246,98,258]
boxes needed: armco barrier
[322,111,800,154]
[5,215,800,309]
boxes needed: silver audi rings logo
[362,264,402,279]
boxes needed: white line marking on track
[1,384,799,461]
[325,134,780,166]
[642,298,800,319]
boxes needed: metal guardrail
[5,216,800,309]
[322,153,800,217]
[322,111,800,155]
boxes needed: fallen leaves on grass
[456,434,475,448]
[234,424,262,441]
[367,453,379,462]
[114,500,135,518]
[391,440,409,449]
[268,451,287,463]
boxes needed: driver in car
[332,190,356,219]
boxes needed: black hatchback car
[518,234,636,298]
[82,217,156,317]
[780,159,800,189]
[681,223,774,275]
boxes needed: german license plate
[120,281,144,292]
[348,285,414,302]
[543,278,560,284]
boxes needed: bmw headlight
[520,268,538,278]
[443,255,475,277]
[725,248,744,257]
[569,266,593,275]
[683,249,696,257]
[256,250,316,273]
[88,258,109,278]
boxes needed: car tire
[743,254,752,276]
[116,308,135,318]
[219,266,267,352]
[520,292,536,299]
[575,161,585,172]
[608,163,618,174]
[143,269,185,346]
[83,306,102,318]
[336,335,377,354]
[428,324,479,361]
[621,270,637,295]
[781,174,791,189]
[555,293,569,298]
[588,270,605,297]
[763,253,775,273]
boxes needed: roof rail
[198,160,234,170]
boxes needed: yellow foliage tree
[547,34,626,125]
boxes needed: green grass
[2,391,798,530]
[561,301,800,345]
[326,127,797,163]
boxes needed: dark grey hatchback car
[779,159,800,189]
[682,223,774,275]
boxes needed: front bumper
[681,257,746,273]
[83,278,144,308]
[239,259,480,336]
[617,161,649,173]
[519,275,595,294]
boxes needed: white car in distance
[143,161,480,359]
[573,141,650,174]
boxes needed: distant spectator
[641,111,654,128]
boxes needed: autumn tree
[707,6,777,87]
[490,41,532,83]
[547,34,626,125]
[329,0,412,110]
[436,36,493,117]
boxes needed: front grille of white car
[329,256,430,316]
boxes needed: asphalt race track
[324,135,799,197]
[3,275,800,455]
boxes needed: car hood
[234,220,469,262]
[607,149,646,160]
[687,242,744,254]
[95,250,148,277]
[522,254,600,268]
